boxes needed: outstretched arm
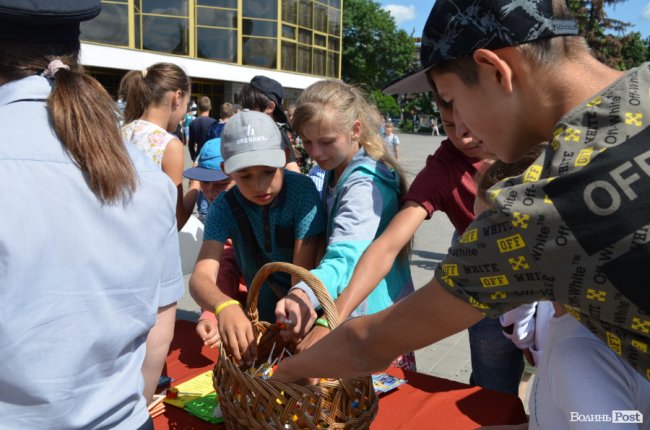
[333,202,426,321]
[190,240,257,365]
[283,202,427,348]
[273,277,484,381]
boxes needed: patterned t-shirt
[122,119,176,166]
[435,63,650,380]
[204,171,326,321]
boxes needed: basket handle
[245,262,340,329]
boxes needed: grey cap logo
[221,110,286,174]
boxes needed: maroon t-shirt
[403,139,484,233]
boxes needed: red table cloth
[154,320,527,429]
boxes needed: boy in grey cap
[272,0,650,388]
[189,110,326,366]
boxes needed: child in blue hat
[184,137,232,219]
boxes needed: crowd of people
[2,0,649,429]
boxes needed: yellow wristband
[314,317,330,329]
[214,300,240,318]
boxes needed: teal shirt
[204,171,326,320]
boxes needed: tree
[369,90,401,119]
[566,0,642,69]
[342,0,416,89]
[619,32,649,69]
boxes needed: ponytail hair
[0,40,136,203]
[119,62,191,124]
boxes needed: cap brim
[382,66,433,95]
[273,106,289,124]
[223,148,286,174]
[183,167,228,182]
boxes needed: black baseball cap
[383,0,579,94]
[250,75,289,124]
[0,0,101,42]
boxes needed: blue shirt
[0,76,184,429]
[204,171,326,320]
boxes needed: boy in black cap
[0,0,183,429]
[272,0,650,386]
[239,75,301,173]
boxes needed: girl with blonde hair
[275,80,416,369]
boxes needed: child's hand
[217,304,257,366]
[275,289,317,342]
[196,319,220,348]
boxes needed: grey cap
[221,110,285,174]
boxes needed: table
[154,320,527,429]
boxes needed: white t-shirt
[529,313,650,430]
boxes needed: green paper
[184,393,225,424]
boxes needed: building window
[243,0,277,20]
[81,1,129,46]
[140,15,189,55]
[197,28,237,62]
[313,47,325,76]
[326,51,338,78]
[243,19,277,37]
[313,2,327,33]
[243,37,277,68]
[297,44,311,74]
[282,41,297,71]
[198,0,236,7]
[298,0,312,28]
[141,0,188,15]
[197,7,236,27]
[282,0,297,24]
[328,7,340,36]
[196,1,238,62]
[328,35,339,51]
[82,0,340,79]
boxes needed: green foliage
[400,119,413,132]
[402,92,435,116]
[566,0,647,69]
[369,90,400,118]
[342,0,416,89]
[619,32,649,69]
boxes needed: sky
[380,0,650,40]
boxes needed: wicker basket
[213,262,378,430]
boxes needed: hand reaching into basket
[216,302,258,366]
[275,288,317,342]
